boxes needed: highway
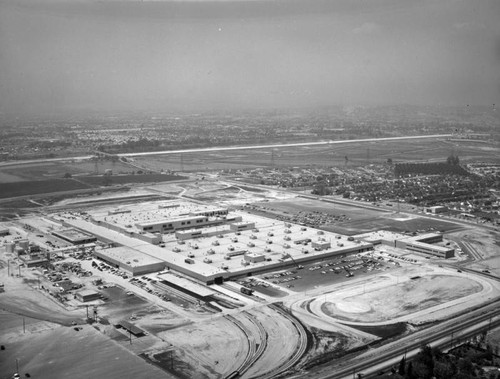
[0,134,452,168]
[113,134,453,158]
[311,301,500,379]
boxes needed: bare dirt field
[320,274,483,323]
[0,314,170,379]
[451,227,500,262]
[0,160,133,181]
[289,263,500,331]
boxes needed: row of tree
[394,162,469,178]
[383,344,499,379]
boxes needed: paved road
[0,134,453,168]
[310,301,500,379]
[114,134,453,158]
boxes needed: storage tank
[4,242,15,253]
[18,239,29,250]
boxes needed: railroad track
[461,241,482,261]
[257,304,308,379]
[239,311,268,376]
[224,311,269,378]
[223,314,255,379]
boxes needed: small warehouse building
[157,273,216,300]
[115,320,145,337]
[355,231,454,259]
[425,206,448,214]
[399,240,455,259]
[19,252,50,268]
[75,289,101,302]
[52,228,97,245]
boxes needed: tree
[312,182,332,196]
[63,172,72,179]
[447,154,460,165]
[406,361,415,379]
[457,357,474,376]
[413,345,434,378]
[398,356,406,375]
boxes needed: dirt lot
[321,273,483,323]
[0,313,170,379]
[0,160,133,181]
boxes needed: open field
[0,314,170,379]
[0,179,92,199]
[78,173,186,186]
[321,273,482,323]
[289,264,500,328]
[0,160,134,181]
[132,137,500,172]
[0,174,187,200]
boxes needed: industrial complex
[1,181,499,379]
[52,200,377,284]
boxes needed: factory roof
[157,273,215,297]
[96,246,164,267]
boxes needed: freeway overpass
[309,300,500,379]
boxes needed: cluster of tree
[394,162,469,178]
[381,344,499,379]
[28,140,72,149]
[97,137,162,153]
[447,154,460,165]
[312,181,333,196]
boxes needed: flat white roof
[136,215,206,228]
[97,246,164,267]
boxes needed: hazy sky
[0,0,499,114]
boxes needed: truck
[240,287,254,295]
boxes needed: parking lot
[237,250,403,294]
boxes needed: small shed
[75,289,101,302]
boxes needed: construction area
[1,180,500,379]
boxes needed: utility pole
[23,317,25,333]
